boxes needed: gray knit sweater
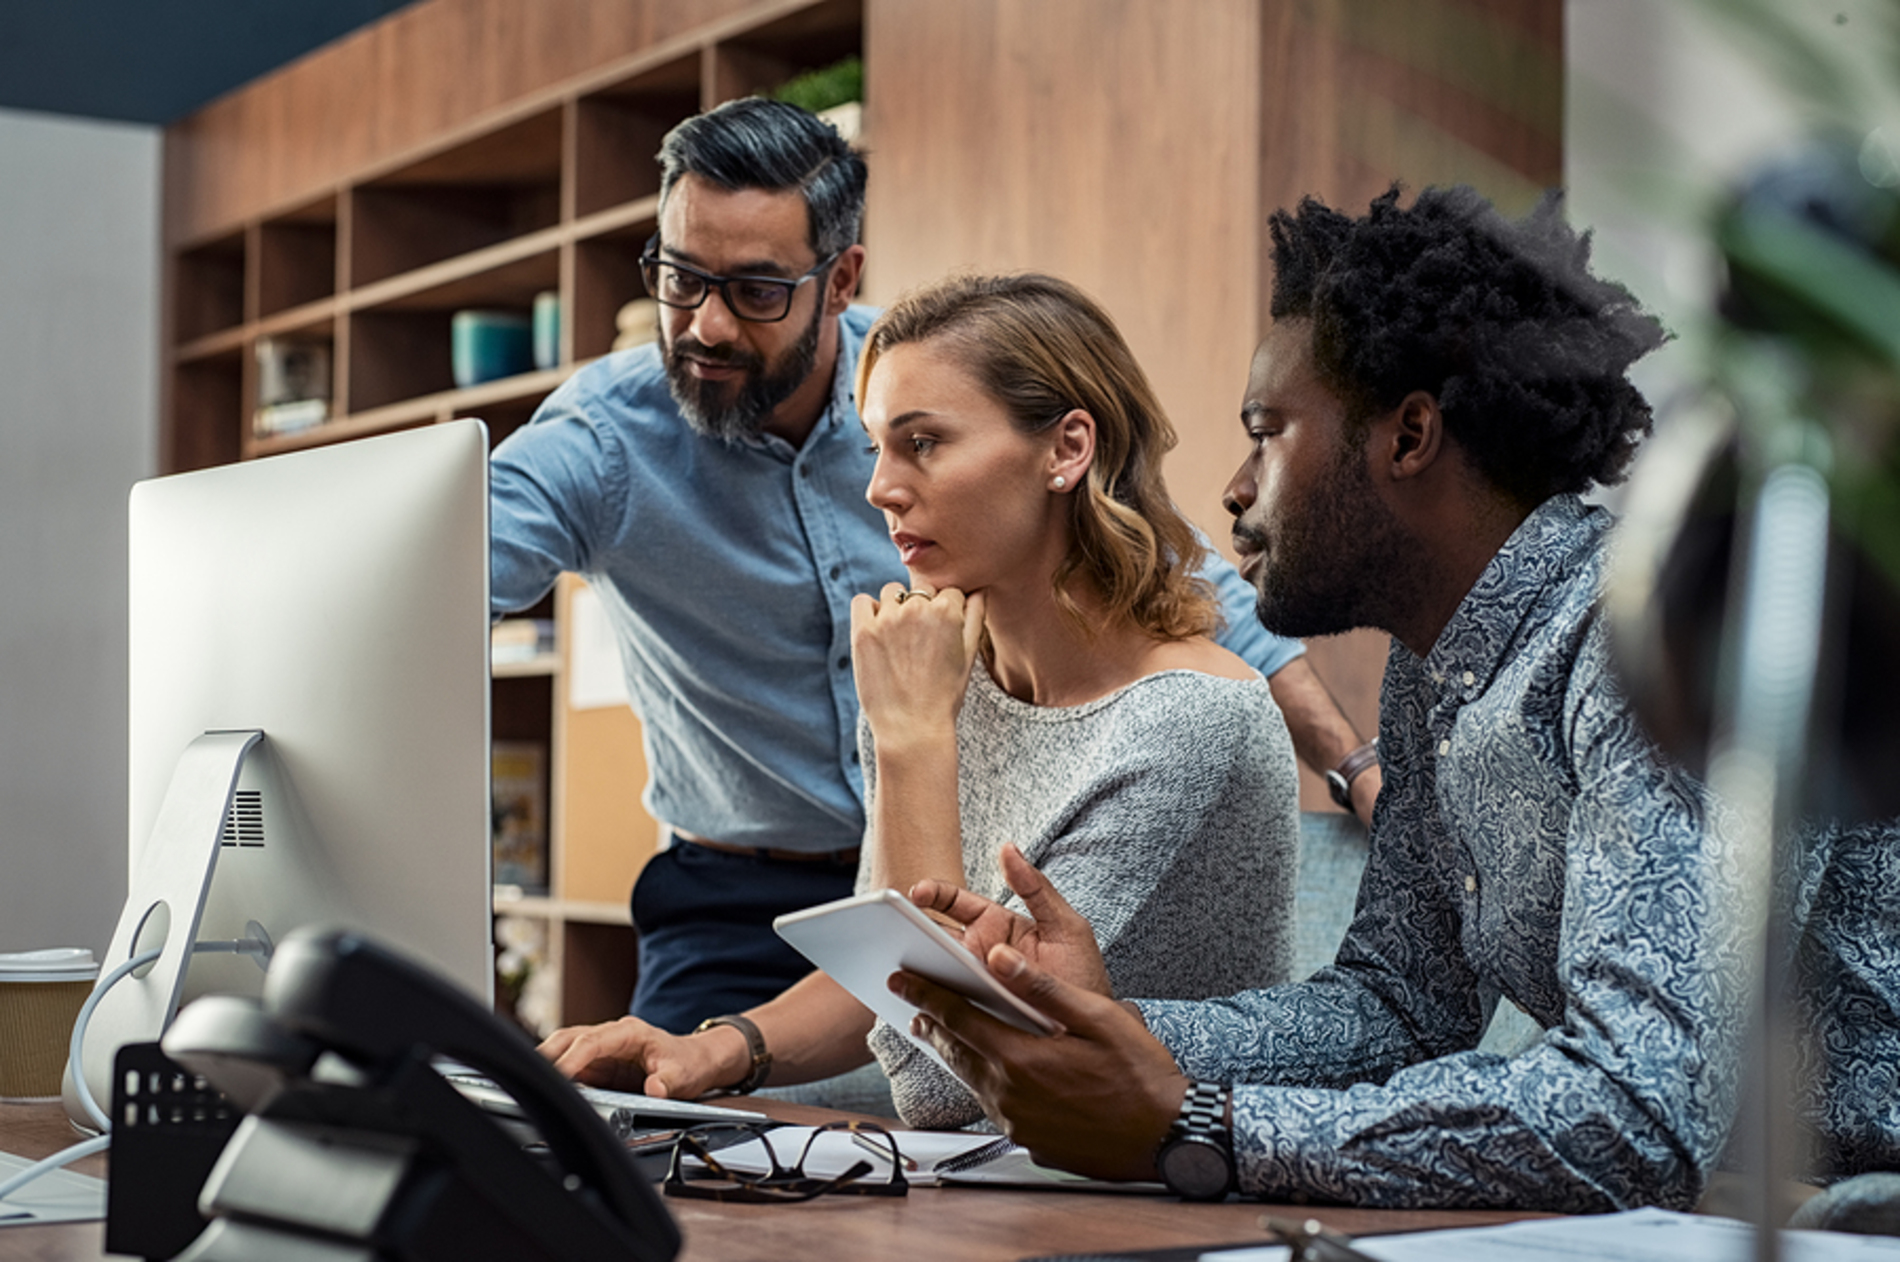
[856,660,1299,1129]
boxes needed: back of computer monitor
[69,420,493,1125]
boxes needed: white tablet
[773,890,1058,1069]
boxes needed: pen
[1260,1216,1383,1262]
[851,1131,917,1171]
[933,1135,1017,1174]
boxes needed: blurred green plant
[1605,3,1900,823]
[771,55,863,115]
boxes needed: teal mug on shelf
[532,291,561,371]
[450,309,533,389]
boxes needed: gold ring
[895,590,931,604]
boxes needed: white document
[1202,1207,1900,1262]
[932,1146,1167,1194]
[0,1151,106,1227]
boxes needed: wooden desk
[0,1098,1538,1261]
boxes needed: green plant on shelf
[771,54,862,115]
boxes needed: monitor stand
[64,730,265,1131]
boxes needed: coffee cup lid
[0,947,99,983]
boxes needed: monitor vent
[219,791,264,848]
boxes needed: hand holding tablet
[773,890,1057,1067]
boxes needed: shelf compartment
[348,248,560,413]
[573,218,658,362]
[350,108,565,287]
[253,363,574,458]
[346,226,564,313]
[258,195,339,317]
[494,671,554,739]
[574,53,700,218]
[165,347,244,473]
[493,670,554,893]
[249,315,337,448]
[559,920,638,1025]
[708,0,863,103]
[172,231,247,343]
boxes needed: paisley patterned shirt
[1140,494,1900,1211]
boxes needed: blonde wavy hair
[856,272,1216,640]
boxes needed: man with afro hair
[888,185,1900,1212]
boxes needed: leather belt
[676,834,861,866]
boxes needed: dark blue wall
[0,1,418,124]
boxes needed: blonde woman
[542,274,1298,1127]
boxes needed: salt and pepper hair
[857,273,1218,641]
[658,96,867,259]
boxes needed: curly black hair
[1270,185,1668,504]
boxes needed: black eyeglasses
[639,235,841,323]
[663,1121,909,1203]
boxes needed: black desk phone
[155,924,680,1262]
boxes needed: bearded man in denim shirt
[893,186,1900,1211]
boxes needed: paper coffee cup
[0,948,99,1101]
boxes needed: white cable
[64,937,262,1133]
[0,1133,111,1207]
[0,944,161,1212]
[67,945,164,1133]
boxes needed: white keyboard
[444,1070,768,1133]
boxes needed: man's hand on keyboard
[539,1015,751,1100]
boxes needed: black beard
[663,302,823,442]
[1243,442,1415,639]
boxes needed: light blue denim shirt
[490,306,1302,853]
[1139,494,1900,1211]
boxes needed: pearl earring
[1052,475,1067,490]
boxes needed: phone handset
[161,925,680,1262]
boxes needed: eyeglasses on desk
[663,1120,910,1203]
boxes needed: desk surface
[0,1098,1539,1261]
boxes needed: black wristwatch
[1325,739,1379,811]
[1156,1081,1235,1200]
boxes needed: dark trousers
[628,841,857,1034]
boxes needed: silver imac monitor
[66,419,494,1126]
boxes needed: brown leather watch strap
[1326,739,1380,810]
[693,1013,772,1093]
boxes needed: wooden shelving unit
[163,0,865,476]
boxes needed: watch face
[1325,769,1351,808]
[1159,1137,1231,1200]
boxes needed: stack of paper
[0,1151,105,1228]
[1201,1207,1900,1262]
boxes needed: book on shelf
[253,336,332,436]
[491,617,556,665]
[492,741,549,891]
[253,397,329,436]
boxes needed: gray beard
[664,303,823,442]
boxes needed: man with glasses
[488,97,1375,1048]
